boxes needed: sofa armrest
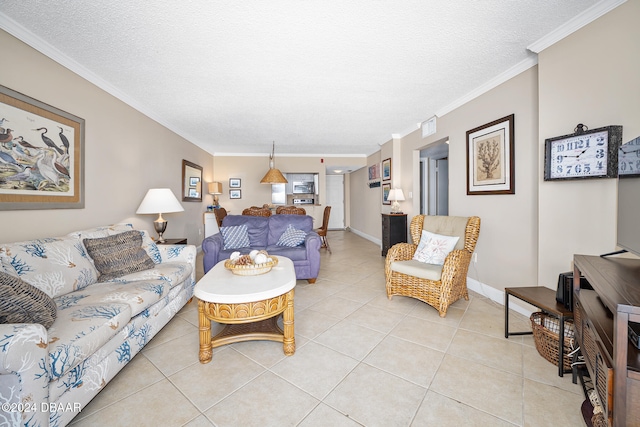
[156,244,197,287]
[202,233,224,273]
[0,324,50,426]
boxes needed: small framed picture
[188,188,198,198]
[189,177,200,186]
[382,183,391,205]
[229,189,241,199]
[382,158,391,181]
[229,178,241,188]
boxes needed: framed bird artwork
[0,85,84,210]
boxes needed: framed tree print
[466,114,515,195]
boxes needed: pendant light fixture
[260,141,288,184]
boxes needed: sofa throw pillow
[83,230,155,281]
[276,224,307,247]
[221,225,250,250]
[0,271,57,329]
[412,230,460,265]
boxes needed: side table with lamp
[136,188,184,243]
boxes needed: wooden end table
[504,286,573,377]
[194,256,296,364]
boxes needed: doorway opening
[420,139,449,215]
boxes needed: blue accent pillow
[221,225,250,250]
[276,224,307,247]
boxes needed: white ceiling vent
[422,116,437,138]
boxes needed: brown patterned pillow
[83,230,155,281]
[0,271,57,329]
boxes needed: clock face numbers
[549,130,609,179]
[619,136,640,176]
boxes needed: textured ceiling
[1,1,603,156]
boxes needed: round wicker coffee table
[194,256,296,364]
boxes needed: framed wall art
[466,114,515,195]
[182,159,202,202]
[367,163,381,188]
[382,158,391,181]
[382,183,391,205]
[0,85,85,210]
[229,189,241,199]
[229,178,241,188]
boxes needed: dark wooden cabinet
[381,214,407,256]
[573,255,640,427]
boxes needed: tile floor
[70,231,585,427]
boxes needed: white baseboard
[349,228,382,247]
[466,277,535,318]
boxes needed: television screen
[617,137,640,257]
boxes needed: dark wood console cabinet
[573,255,640,427]
[381,214,407,256]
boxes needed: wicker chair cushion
[83,230,155,281]
[420,216,468,251]
[412,230,459,265]
[390,259,443,281]
[0,271,57,328]
[221,225,251,250]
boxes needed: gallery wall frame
[382,158,391,181]
[466,114,515,195]
[229,178,241,188]
[229,189,241,199]
[0,85,85,210]
[382,182,391,205]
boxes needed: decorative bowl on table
[224,251,278,276]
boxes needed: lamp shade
[260,168,288,184]
[208,182,222,195]
[388,188,405,201]
[136,188,184,214]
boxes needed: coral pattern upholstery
[385,215,480,317]
[0,224,196,427]
[202,214,321,283]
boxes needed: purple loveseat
[202,214,321,283]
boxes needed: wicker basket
[224,255,279,276]
[530,311,575,371]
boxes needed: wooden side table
[504,286,573,377]
[156,238,187,245]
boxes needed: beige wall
[349,1,639,293]
[537,0,640,285]
[0,30,213,245]
[349,151,383,241]
[212,155,364,228]
[404,68,539,290]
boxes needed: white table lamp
[388,188,405,214]
[136,188,184,243]
[208,182,223,207]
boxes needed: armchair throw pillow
[221,225,251,250]
[276,224,307,247]
[0,271,57,329]
[412,230,460,265]
[83,230,155,281]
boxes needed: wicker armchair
[242,206,272,217]
[214,207,227,227]
[276,206,306,215]
[315,206,331,253]
[385,215,480,317]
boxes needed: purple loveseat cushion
[221,215,269,247]
[267,214,313,246]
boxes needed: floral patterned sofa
[0,224,196,427]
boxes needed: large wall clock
[544,124,623,181]
[618,135,640,177]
